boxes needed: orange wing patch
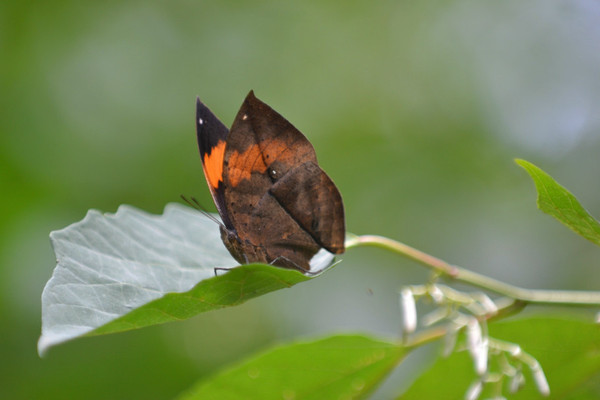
[227,144,268,187]
[202,140,226,189]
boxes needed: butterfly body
[196,91,345,273]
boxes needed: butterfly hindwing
[268,161,345,254]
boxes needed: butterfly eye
[268,167,278,180]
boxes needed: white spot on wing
[308,248,336,275]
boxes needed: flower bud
[464,380,483,400]
[466,318,487,375]
[478,294,498,315]
[531,361,550,396]
[400,288,417,334]
[430,285,444,303]
[509,371,525,393]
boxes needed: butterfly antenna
[180,195,222,226]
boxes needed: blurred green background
[2,0,600,398]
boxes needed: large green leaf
[38,203,328,356]
[89,263,310,336]
[177,334,407,400]
[400,316,600,399]
[516,159,600,246]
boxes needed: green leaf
[516,159,600,246]
[38,203,326,356]
[90,263,310,336]
[177,334,407,400]
[400,316,600,399]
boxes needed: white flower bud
[477,294,498,315]
[509,371,525,393]
[430,285,444,303]
[531,361,550,396]
[466,318,482,350]
[400,288,417,334]
[466,318,487,375]
[475,337,488,375]
[464,380,483,400]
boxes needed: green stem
[346,234,600,306]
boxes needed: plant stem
[346,234,600,306]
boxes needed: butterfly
[195,91,345,273]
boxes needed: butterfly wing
[221,91,345,269]
[195,97,233,228]
[268,161,345,254]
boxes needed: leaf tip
[514,158,536,172]
[37,335,51,358]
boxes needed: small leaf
[177,334,407,400]
[400,316,600,399]
[38,204,316,355]
[516,159,600,246]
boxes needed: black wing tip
[195,96,218,130]
[195,95,229,155]
[196,96,209,118]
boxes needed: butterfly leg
[213,266,234,276]
[213,253,249,276]
[269,256,308,274]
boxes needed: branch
[345,234,600,306]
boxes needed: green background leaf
[178,334,407,400]
[400,316,600,399]
[39,203,311,355]
[516,159,600,246]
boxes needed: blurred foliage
[2,0,600,398]
[178,334,407,400]
[402,316,600,399]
